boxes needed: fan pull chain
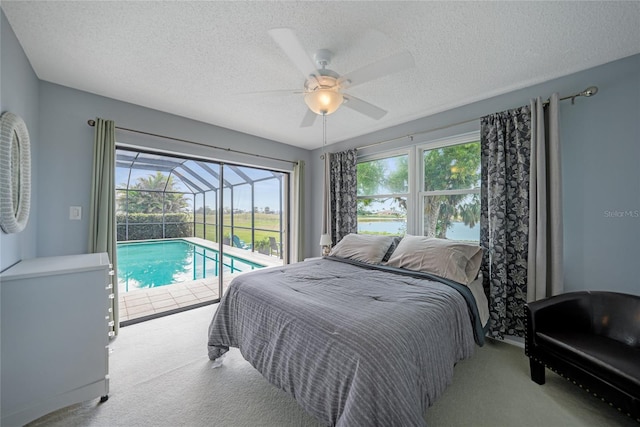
[323,114,327,152]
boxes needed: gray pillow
[385,235,483,285]
[329,234,396,264]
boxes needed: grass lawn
[197,212,282,247]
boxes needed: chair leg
[530,359,546,385]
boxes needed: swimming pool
[117,239,264,292]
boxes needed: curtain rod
[86,119,298,166]
[544,86,598,106]
[356,86,599,151]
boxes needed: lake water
[357,220,479,241]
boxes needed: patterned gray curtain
[480,106,531,339]
[329,149,358,244]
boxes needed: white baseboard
[487,335,525,349]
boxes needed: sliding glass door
[114,148,289,321]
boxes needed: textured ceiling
[3,1,640,150]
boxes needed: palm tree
[117,172,189,214]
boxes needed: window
[356,132,480,241]
[419,136,480,241]
[356,153,409,236]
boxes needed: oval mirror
[0,112,31,234]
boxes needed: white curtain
[290,160,305,263]
[88,118,118,335]
[527,94,564,301]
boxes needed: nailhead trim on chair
[534,353,636,420]
[524,306,638,422]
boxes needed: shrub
[253,237,271,254]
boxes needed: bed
[208,234,489,426]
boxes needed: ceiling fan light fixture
[304,88,344,115]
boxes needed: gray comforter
[208,257,481,426]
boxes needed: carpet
[28,305,635,426]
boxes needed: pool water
[117,240,264,292]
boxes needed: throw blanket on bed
[208,257,479,426]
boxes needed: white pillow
[329,234,396,264]
[384,235,483,285]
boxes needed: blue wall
[0,11,39,271]
[559,55,639,294]
[311,54,640,295]
[36,82,311,258]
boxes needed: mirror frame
[0,111,31,234]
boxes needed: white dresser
[0,253,112,426]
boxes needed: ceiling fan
[268,28,415,127]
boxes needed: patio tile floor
[119,279,220,324]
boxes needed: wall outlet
[69,206,82,220]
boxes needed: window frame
[356,131,480,237]
[416,131,481,239]
[356,148,414,234]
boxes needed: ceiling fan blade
[268,28,319,79]
[300,108,318,127]
[338,51,415,88]
[343,95,387,120]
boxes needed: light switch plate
[69,206,82,220]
